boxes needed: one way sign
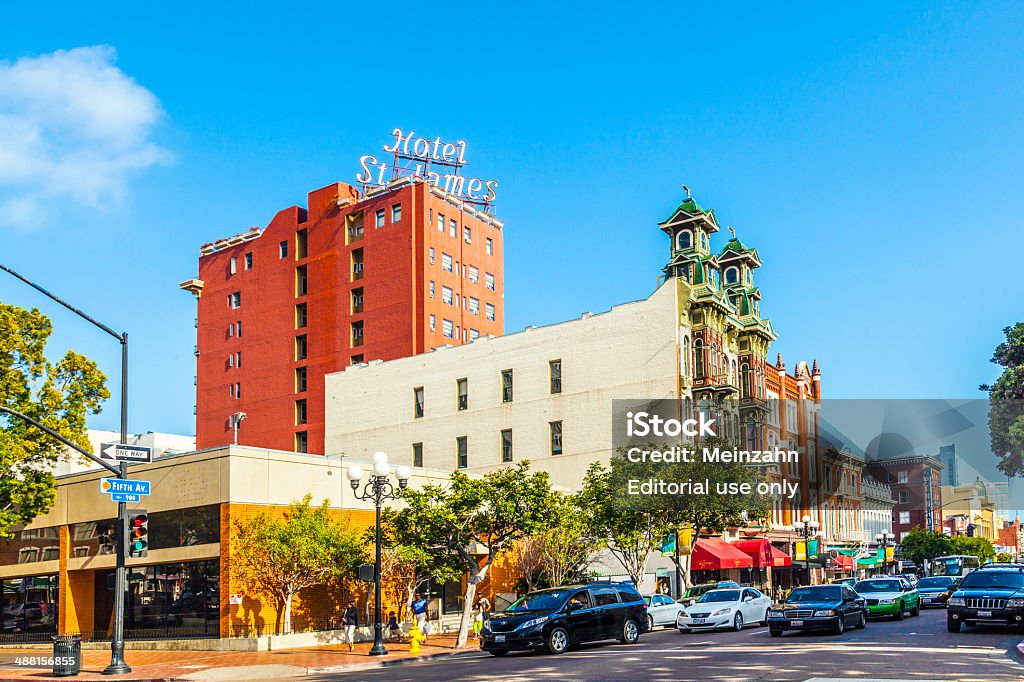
[99,443,153,463]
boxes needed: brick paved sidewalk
[0,633,471,681]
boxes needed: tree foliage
[0,303,109,538]
[233,494,366,634]
[897,527,955,566]
[949,535,996,563]
[389,462,558,647]
[980,322,1024,476]
[515,493,600,592]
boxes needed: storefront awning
[692,538,754,571]
[768,544,792,567]
[857,556,880,567]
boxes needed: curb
[306,647,483,675]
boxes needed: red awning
[768,544,793,567]
[692,538,754,571]
[732,538,771,567]
[733,539,793,568]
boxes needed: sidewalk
[0,633,473,681]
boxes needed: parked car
[854,578,920,619]
[479,582,647,656]
[678,581,741,606]
[767,585,867,636]
[676,587,771,633]
[3,602,49,629]
[947,566,1024,633]
[643,594,681,629]
[915,576,958,608]
[829,577,858,589]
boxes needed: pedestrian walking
[342,601,359,652]
[410,592,429,640]
[386,610,401,642]
[472,596,491,640]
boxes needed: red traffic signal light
[126,511,149,558]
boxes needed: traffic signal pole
[0,263,132,675]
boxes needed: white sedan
[644,594,682,629]
[677,587,772,632]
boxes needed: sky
[0,2,1022,439]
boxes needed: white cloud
[0,46,171,229]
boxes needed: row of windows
[410,422,563,469]
[429,208,495,256]
[412,361,561,417]
[228,252,254,275]
[430,285,496,320]
[227,320,242,338]
[428,315,481,342]
[429,250,496,290]
[374,203,402,227]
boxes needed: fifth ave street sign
[99,443,153,463]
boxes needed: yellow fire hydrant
[408,621,426,655]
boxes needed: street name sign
[99,479,151,496]
[110,493,141,502]
[99,443,153,463]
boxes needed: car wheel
[855,612,866,629]
[678,627,691,635]
[545,626,570,655]
[648,614,655,631]
[947,619,961,633]
[732,612,743,632]
[769,628,783,638]
[910,600,920,617]
[833,616,845,635]
[488,650,508,657]
[893,605,904,621]
[620,619,640,645]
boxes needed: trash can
[52,634,81,677]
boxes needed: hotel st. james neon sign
[356,128,498,205]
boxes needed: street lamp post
[1,263,132,675]
[346,452,411,656]
[793,515,820,586]
[876,532,896,575]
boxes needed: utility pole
[0,264,132,675]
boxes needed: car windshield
[786,586,841,603]
[696,589,740,603]
[508,589,570,611]
[855,580,903,592]
[916,577,953,588]
[959,572,1024,590]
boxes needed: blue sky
[0,2,1021,438]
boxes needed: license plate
[495,635,505,642]
[691,618,705,624]
[977,610,992,618]
[791,620,803,627]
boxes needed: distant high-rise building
[938,444,958,486]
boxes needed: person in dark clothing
[342,602,359,651]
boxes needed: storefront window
[1,574,58,641]
[149,505,220,550]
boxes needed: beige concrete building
[325,280,683,490]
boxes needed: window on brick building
[899,511,910,525]
[449,219,457,237]
[442,253,453,272]
[464,227,471,243]
[469,328,479,341]
[296,265,308,297]
[442,319,454,338]
[429,314,436,332]
[295,303,307,329]
[412,442,423,468]
[898,470,908,484]
[429,280,435,298]
[279,241,288,258]
[296,229,308,259]
[414,387,424,418]
[295,366,307,392]
[437,213,445,231]
[295,335,307,360]
[245,252,253,269]
[229,257,237,275]
[468,297,479,315]
[295,432,308,454]
[550,360,562,394]
[468,265,479,283]
[457,436,468,469]
[501,429,513,463]
[457,378,468,411]
[899,490,909,504]
[351,320,364,347]
[485,303,495,321]
[295,399,308,425]
[392,203,401,222]
[550,421,563,456]
[485,272,495,291]
[442,286,453,305]
[229,292,241,308]
[351,288,364,314]
[501,369,513,403]
[486,237,493,255]
[429,247,435,265]
[375,209,385,228]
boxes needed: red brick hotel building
[181,177,505,454]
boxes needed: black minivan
[479,582,647,655]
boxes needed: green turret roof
[720,237,749,254]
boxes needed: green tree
[534,493,601,588]
[0,303,109,538]
[996,552,1013,563]
[949,535,996,563]
[233,494,366,634]
[896,527,954,566]
[980,322,1024,476]
[391,462,558,648]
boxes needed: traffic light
[966,524,976,538]
[126,511,149,558]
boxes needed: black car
[915,576,958,608]
[766,585,867,637]
[479,582,647,656]
[947,567,1024,632]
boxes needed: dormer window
[725,267,739,284]
[676,230,692,250]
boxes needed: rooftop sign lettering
[356,128,498,205]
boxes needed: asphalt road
[311,608,1024,682]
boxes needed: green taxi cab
[853,577,920,619]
